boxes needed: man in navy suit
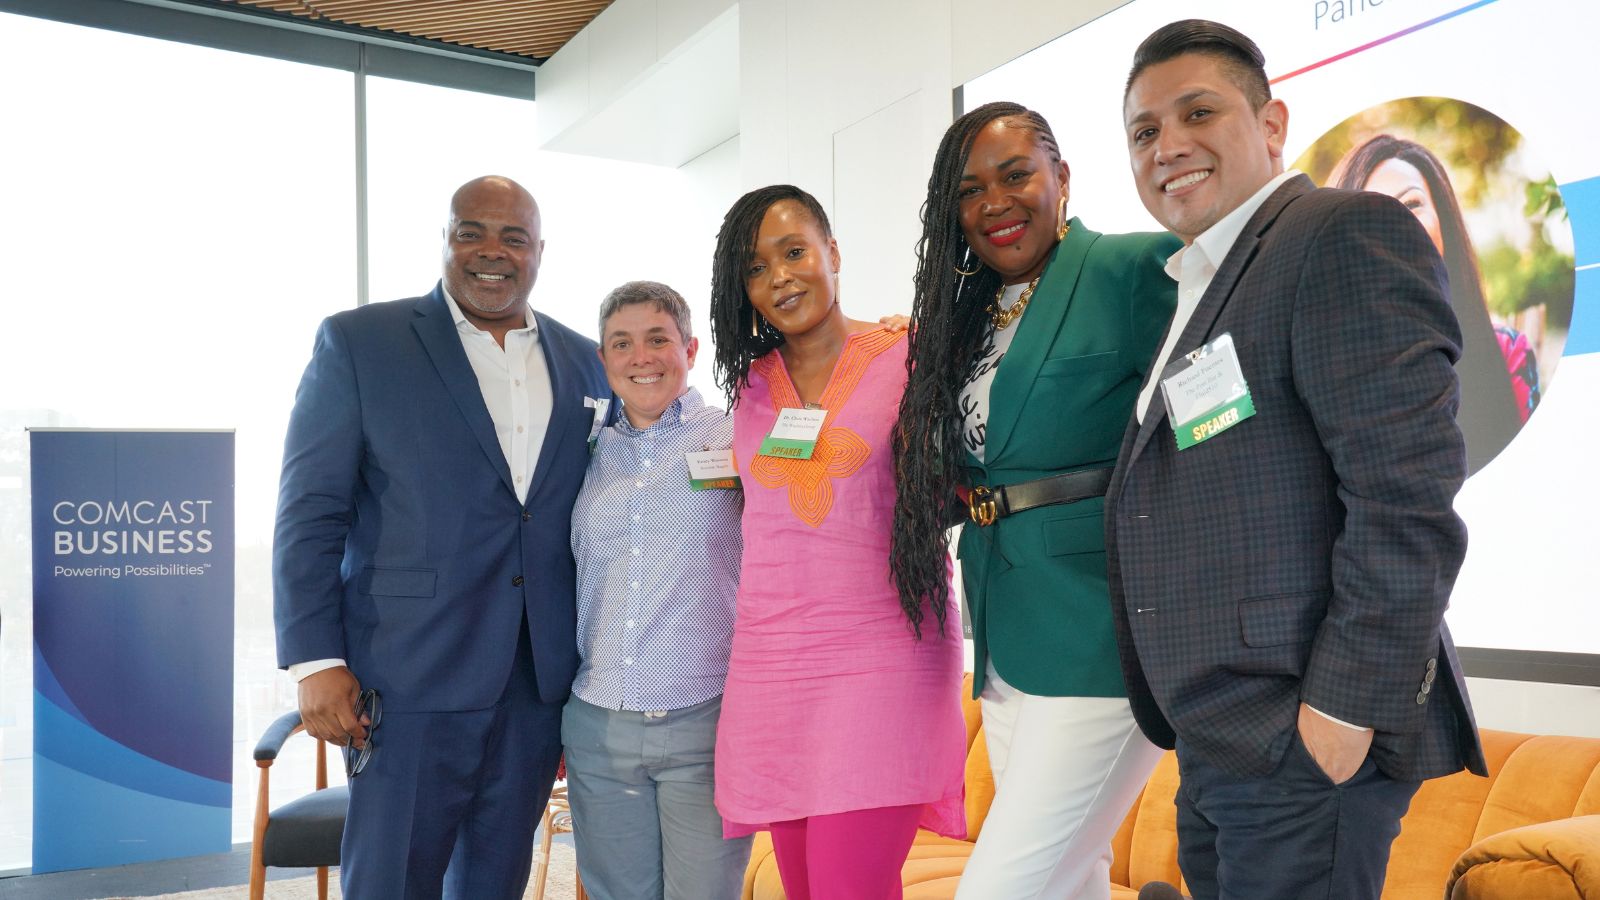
[1106,21,1486,899]
[274,175,612,899]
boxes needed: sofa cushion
[1447,815,1600,899]
[963,731,995,841]
[1109,781,1143,888]
[1383,730,1530,898]
[903,850,972,886]
[906,833,974,856]
[744,832,775,900]
[1121,752,1183,891]
[905,876,962,898]
[747,840,784,900]
[959,673,983,751]
[1474,736,1600,842]
[1578,766,1600,817]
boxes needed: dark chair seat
[249,710,346,898]
[261,784,348,869]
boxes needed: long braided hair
[710,184,834,407]
[890,102,1063,638]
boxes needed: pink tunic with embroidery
[715,330,966,838]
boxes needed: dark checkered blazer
[1104,175,1488,783]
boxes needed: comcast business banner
[29,429,234,873]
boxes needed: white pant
[954,663,1164,900]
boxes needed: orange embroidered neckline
[758,328,904,412]
[749,329,904,528]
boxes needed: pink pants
[768,804,922,900]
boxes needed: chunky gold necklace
[989,274,1042,330]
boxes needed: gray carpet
[98,844,579,900]
[0,840,578,900]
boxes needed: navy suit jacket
[273,284,611,712]
[1105,177,1488,783]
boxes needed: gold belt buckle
[968,484,998,526]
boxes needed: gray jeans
[561,694,752,900]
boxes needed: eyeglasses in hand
[344,688,382,779]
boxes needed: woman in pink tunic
[708,184,966,900]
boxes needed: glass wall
[364,75,725,376]
[0,12,731,869]
[0,12,355,866]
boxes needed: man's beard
[461,288,519,315]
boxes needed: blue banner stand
[28,429,234,873]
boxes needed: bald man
[274,176,613,899]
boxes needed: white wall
[678,134,745,403]
[544,0,1600,740]
[1466,679,1600,739]
[735,0,1129,320]
[536,0,738,167]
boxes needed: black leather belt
[966,467,1113,526]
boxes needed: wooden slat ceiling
[218,0,614,61]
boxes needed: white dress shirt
[442,289,553,505]
[288,290,554,683]
[1130,170,1368,735]
[1136,170,1300,424]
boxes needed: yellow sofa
[742,675,1600,899]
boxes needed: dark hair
[597,280,693,343]
[1126,19,1271,111]
[1334,135,1486,312]
[889,101,1062,639]
[710,184,833,406]
[1332,133,1522,464]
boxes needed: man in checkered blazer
[1106,20,1487,899]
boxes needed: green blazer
[958,219,1178,698]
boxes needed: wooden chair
[248,713,584,900]
[248,710,347,900]
[531,783,588,900]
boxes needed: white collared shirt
[288,288,555,683]
[441,288,553,505]
[1136,170,1300,424]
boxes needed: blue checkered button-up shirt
[570,388,742,711]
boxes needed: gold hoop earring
[750,313,761,338]
[1056,195,1070,242]
[954,247,981,277]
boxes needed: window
[0,12,355,866]
[0,12,734,869]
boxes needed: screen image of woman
[1303,97,1576,476]
[1332,135,1529,470]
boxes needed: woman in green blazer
[890,102,1179,899]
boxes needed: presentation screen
[963,0,1599,664]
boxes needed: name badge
[686,449,741,491]
[757,407,827,459]
[1159,333,1255,450]
[584,397,611,451]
